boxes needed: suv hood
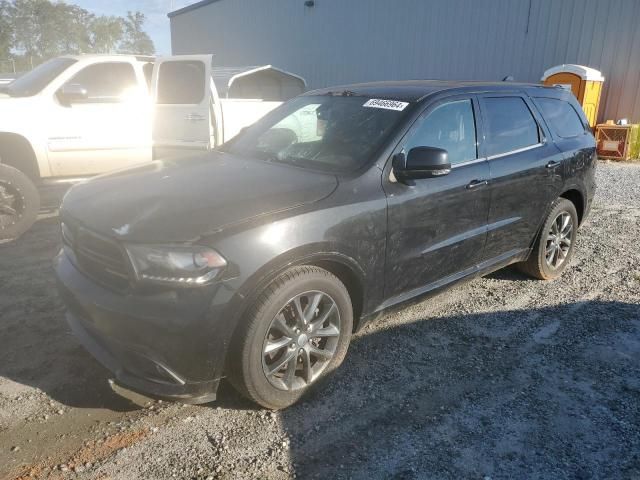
[61,152,338,243]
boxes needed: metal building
[169,0,640,123]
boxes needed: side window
[67,62,137,102]
[535,98,585,138]
[482,97,540,157]
[405,99,477,165]
[156,60,205,104]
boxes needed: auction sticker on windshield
[363,99,409,111]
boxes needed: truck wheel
[0,163,40,240]
[228,266,353,409]
[518,198,578,280]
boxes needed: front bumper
[54,250,234,403]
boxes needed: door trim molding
[375,247,527,313]
[486,142,546,161]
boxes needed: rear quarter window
[482,97,540,157]
[535,97,586,138]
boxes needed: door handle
[546,160,561,169]
[185,113,206,122]
[466,179,489,189]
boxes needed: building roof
[305,80,555,102]
[168,0,220,18]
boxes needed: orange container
[542,64,604,127]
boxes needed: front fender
[208,197,388,354]
[0,97,50,177]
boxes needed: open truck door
[151,55,222,159]
[151,58,307,158]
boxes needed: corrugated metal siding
[170,0,640,122]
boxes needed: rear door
[151,55,220,157]
[532,95,596,212]
[477,94,563,262]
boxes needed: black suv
[55,81,596,409]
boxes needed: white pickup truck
[0,54,306,239]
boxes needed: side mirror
[393,146,451,182]
[57,83,88,104]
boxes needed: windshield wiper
[323,90,358,97]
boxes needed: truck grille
[66,223,131,291]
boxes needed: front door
[47,61,151,176]
[383,96,491,303]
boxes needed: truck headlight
[125,245,227,285]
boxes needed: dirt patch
[66,428,149,471]
[14,429,148,480]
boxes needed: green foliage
[0,1,14,59]
[0,0,155,69]
[119,11,154,55]
[89,15,124,54]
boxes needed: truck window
[535,98,586,138]
[405,99,477,165]
[156,60,205,104]
[482,97,540,157]
[66,62,138,103]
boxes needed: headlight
[125,244,227,285]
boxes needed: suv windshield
[7,57,77,97]
[223,95,411,173]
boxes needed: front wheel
[228,266,353,409]
[518,198,578,280]
[0,163,40,241]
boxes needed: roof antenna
[502,75,515,82]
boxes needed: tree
[0,1,14,59]
[89,15,124,54]
[9,0,92,59]
[0,0,155,69]
[119,11,155,55]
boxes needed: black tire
[0,163,40,241]
[228,266,353,409]
[518,198,578,280]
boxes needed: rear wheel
[0,163,40,240]
[228,266,353,409]
[518,198,578,280]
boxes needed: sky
[68,0,197,55]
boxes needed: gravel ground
[1,161,639,480]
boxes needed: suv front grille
[72,226,131,291]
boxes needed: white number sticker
[363,99,409,111]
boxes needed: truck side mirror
[58,83,88,105]
[393,147,451,183]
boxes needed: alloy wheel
[262,290,341,391]
[545,211,573,269]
